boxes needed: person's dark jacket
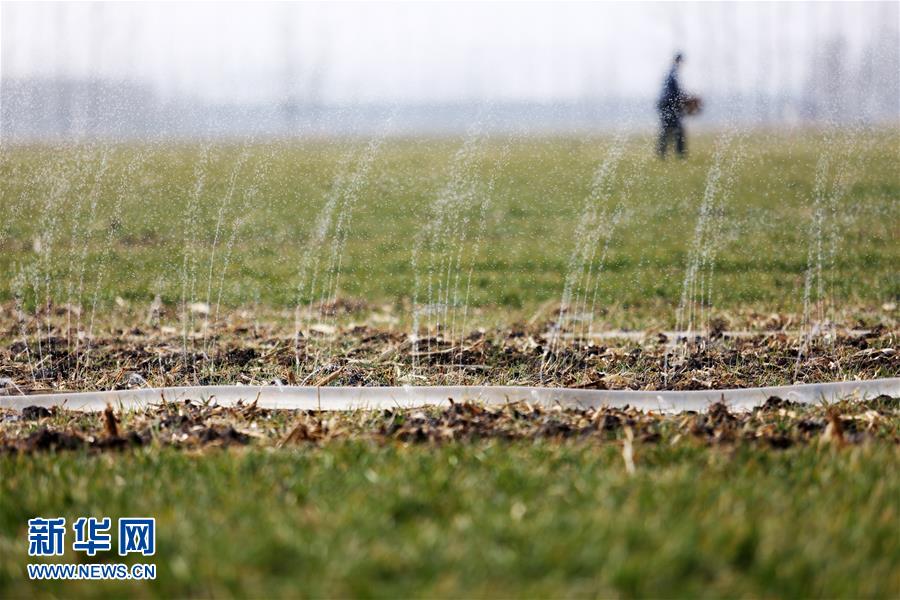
[657,66,683,122]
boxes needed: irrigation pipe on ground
[2,379,898,414]
[549,329,873,341]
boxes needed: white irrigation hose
[1,379,897,414]
[551,329,873,341]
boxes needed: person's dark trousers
[657,117,685,158]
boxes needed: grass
[2,437,898,597]
[1,130,898,597]
[1,130,898,325]
[2,399,898,597]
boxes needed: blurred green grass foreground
[1,437,898,597]
[1,398,899,597]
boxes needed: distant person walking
[657,53,686,158]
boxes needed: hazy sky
[2,1,897,104]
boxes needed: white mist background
[2,1,898,138]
